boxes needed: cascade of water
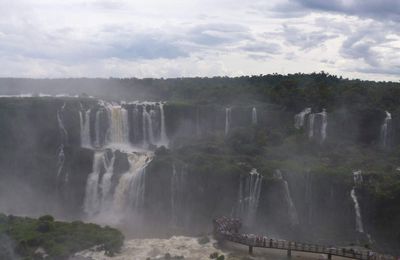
[84,151,106,217]
[106,105,129,145]
[351,170,364,233]
[294,108,311,129]
[319,109,328,143]
[252,107,258,125]
[225,107,231,135]
[94,110,102,148]
[57,102,68,144]
[351,189,364,233]
[308,114,315,139]
[171,164,187,226]
[237,169,262,226]
[142,107,149,148]
[113,153,151,213]
[100,151,116,210]
[79,109,91,148]
[147,109,156,145]
[381,111,392,148]
[275,170,299,226]
[159,103,168,147]
[56,144,65,180]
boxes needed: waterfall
[319,109,328,143]
[56,144,65,180]
[147,109,156,145]
[225,107,231,136]
[294,107,311,129]
[159,103,169,147]
[113,153,151,213]
[84,151,106,217]
[56,103,68,185]
[252,107,257,125]
[275,170,299,226]
[94,110,102,148]
[142,108,156,148]
[171,164,187,226]
[351,170,364,233]
[237,169,263,226]
[308,114,315,139]
[57,102,68,144]
[106,105,129,146]
[307,109,327,143]
[79,109,91,148]
[100,151,116,209]
[381,111,392,148]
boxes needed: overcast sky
[0,0,399,81]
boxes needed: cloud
[281,25,338,50]
[276,0,400,22]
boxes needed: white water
[381,111,392,148]
[84,151,106,217]
[94,110,102,148]
[106,105,129,146]
[56,144,65,180]
[294,107,311,129]
[252,107,258,125]
[308,113,315,139]
[237,169,262,226]
[351,189,364,233]
[351,170,364,233]
[319,109,328,143]
[225,107,231,135]
[99,151,116,210]
[57,102,68,143]
[275,170,299,226]
[113,153,151,214]
[79,109,91,148]
[159,103,169,147]
[75,236,225,260]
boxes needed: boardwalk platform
[213,216,397,260]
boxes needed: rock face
[0,96,399,254]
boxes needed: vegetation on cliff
[0,214,124,259]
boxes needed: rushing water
[75,236,225,260]
[57,102,68,144]
[79,109,91,148]
[319,109,328,143]
[83,151,106,217]
[236,169,263,227]
[294,107,311,129]
[381,111,392,148]
[159,103,168,147]
[106,105,130,146]
[252,107,258,125]
[275,170,299,226]
[351,170,364,233]
[308,113,315,139]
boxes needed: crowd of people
[213,216,396,260]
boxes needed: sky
[0,0,399,81]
